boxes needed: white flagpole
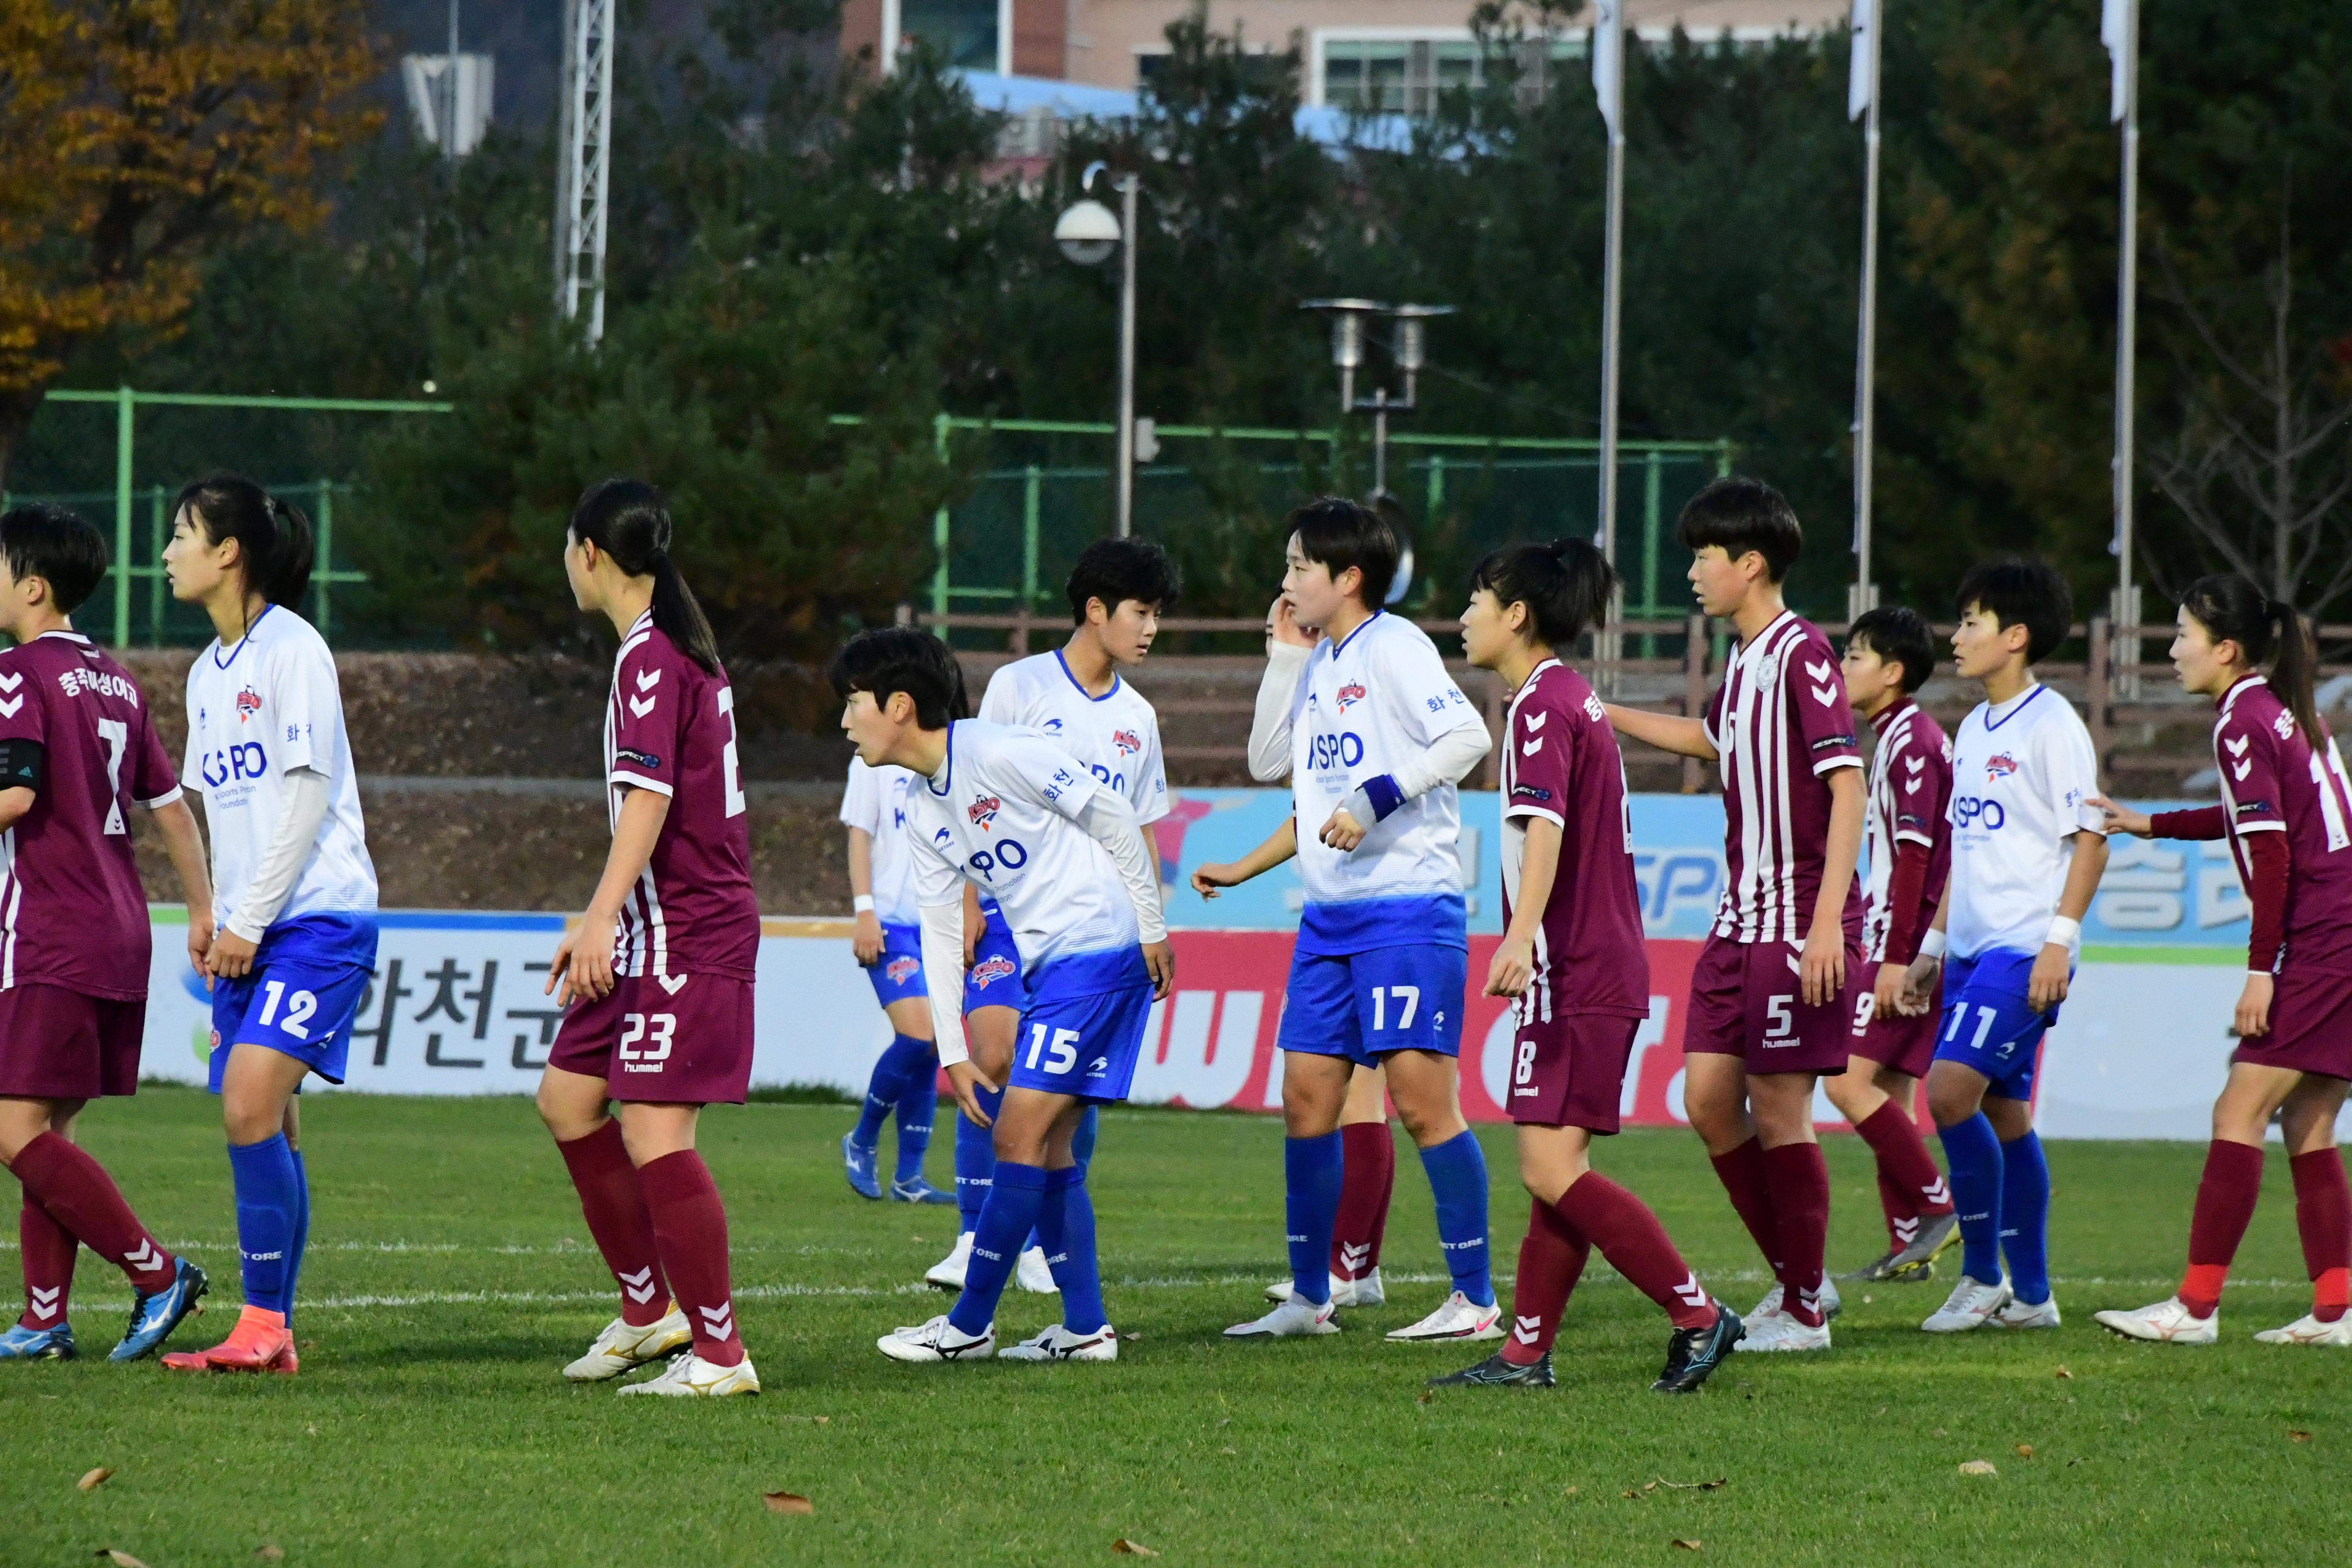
[1593,0,1626,679]
[1848,0,1883,621]
[2106,0,2142,694]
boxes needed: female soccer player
[839,754,951,1203]
[2091,577,2352,1346]
[157,476,380,1375]
[534,479,764,1396]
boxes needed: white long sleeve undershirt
[225,766,329,943]
[1247,642,1311,782]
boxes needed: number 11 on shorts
[1371,985,1419,1031]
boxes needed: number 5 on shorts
[1764,994,1794,1040]
[1026,1024,1079,1075]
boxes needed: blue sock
[855,1032,931,1146]
[1419,1129,1494,1308]
[1938,1112,2006,1284]
[950,1160,1047,1336]
[227,1133,299,1317]
[1070,1102,1100,1186]
[1285,1131,1344,1305]
[1035,1167,1108,1334]
[955,1083,1004,1233]
[286,1148,310,1326]
[894,1064,938,1185]
[1998,1129,2051,1305]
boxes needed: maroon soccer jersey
[0,632,177,999]
[1499,659,1648,1019]
[1702,612,1864,945]
[603,612,760,983]
[1862,698,1953,964]
[2212,676,2352,972]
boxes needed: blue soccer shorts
[1006,982,1154,1103]
[963,906,1026,1014]
[864,921,928,1007]
[207,913,379,1089]
[1277,943,1468,1067]
[1932,948,2063,1102]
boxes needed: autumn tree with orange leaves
[0,0,381,481]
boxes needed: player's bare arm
[846,825,884,965]
[550,784,671,1006]
[1193,816,1298,898]
[2028,828,2107,1013]
[2086,794,2154,838]
[1487,815,1562,999]
[1800,766,1864,1005]
[149,796,217,982]
[1602,702,1718,762]
[1900,871,1954,1016]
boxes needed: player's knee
[1926,1079,1979,1129]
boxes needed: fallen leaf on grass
[96,1553,150,1568]
[1671,1540,1702,1552]
[1652,1477,1728,1492]
[256,1547,285,1562]
[2014,1444,2034,1459]
[1931,1428,1947,1438]
[2054,1366,2073,1379]
[77,1468,112,1492]
[1958,1461,1998,1477]
[1416,1389,1434,1405]
[2289,1430,2313,1443]
[2066,1459,2083,1468]
[1564,1486,1579,1496]
[1623,1490,1641,1500]
[781,1415,830,1425]
[1111,1539,1159,1557]
[1861,1295,1872,1304]
[762,1493,814,1515]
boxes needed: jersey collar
[926,721,957,796]
[1868,695,1915,735]
[1328,608,1385,659]
[2218,673,2266,716]
[34,629,91,647]
[1980,681,2048,732]
[210,603,276,670]
[1054,648,1121,702]
[1733,609,1795,662]
[1505,656,1563,721]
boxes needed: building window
[1136,49,1289,96]
[1318,33,1585,116]
[900,0,999,71]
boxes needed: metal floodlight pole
[2110,0,2143,697]
[555,0,613,344]
[444,0,462,163]
[1115,172,1140,539]
[1849,0,1884,622]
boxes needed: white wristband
[852,895,875,914]
[1917,928,1947,960]
[2045,915,2082,947]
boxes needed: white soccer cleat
[925,1232,974,1291]
[1015,1245,1059,1294]
[1731,1312,1831,1353]
[1991,1293,2061,1329]
[1385,1290,1504,1344]
[877,1313,996,1362]
[999,1323,1119,1362]
[1747,1277,1838,1324]
[615,1350,760,1396]
[1921,1274,2012,1333]
[2252,1312,2352,1347]
[563,1309,691,1382]
[1225,1295,1340,1338]
[2094,1296,2213,1344]
[1263,1269,1385,1308]
[1747,1282,1783,1321]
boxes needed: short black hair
[1469,537,1617,648]
[1066,538,1180,624]
[1674,476,1802,584]
[0,504,109,613]
[1847,605,1936,695]
[1288,496,1398,610]
[1955,557,2073,665]
[828,627,971,730]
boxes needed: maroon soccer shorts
[1504,1009,1642,1133]
[1682,933,1859,1077]
[2235,965,2352,1081]
[0,984,145,1100]
[547,973,756,1105]
[1849,971,1943,1080]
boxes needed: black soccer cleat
[1427,1350,1555,1388]
[1652,1302,1742,1394]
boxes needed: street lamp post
[1302,296,1452,508]
[1055,164,1142,538]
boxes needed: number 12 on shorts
[258,980,318,1040]
[1371,985,1418,1031]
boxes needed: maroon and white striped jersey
[603,612,760,982]
[1862,697,1952,964]
[2213,675,2352,972]
[1702,611,1864,944]
[1499,659,1650,1020]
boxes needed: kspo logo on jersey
[884,956,919,985]
[199,741,270,787]
[235,685,264,723]
[1307,730,1364,771]
[1112,728,1142,757]
[968,794,1001,830]
[969,955,1018,991]
[1952,793,2006,830]
[1984,752,2019,782]
[1334,682,1368,713]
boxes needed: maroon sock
[1708,1136,1784,1286]
[1555,1173,1717,1330]
[1502,1198,1589,1366]
[1855,1100,1954,1227]
[2179,1140,2265,1318]
[557,1119,670,1327]
[8,1132,174,1293]
[1876,1167,1916,1251]
[1761,1142,1831,1326]
[1331,1122,1396,1280]
[18,1196,75,1331]
[2289,1148,2351,1324]
[637,1149,744,1367]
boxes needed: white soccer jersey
[904,719,1145,1002]
[1944,683,2106,960]
[1285,611,1484,956]
[979,650,1168,825]
[182,604,376,931]
[839,757,920,927]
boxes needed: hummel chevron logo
[28,1285,59,1320]
[1523,710,1548,730]
[1807,659,1834,682]
[1522,737,1544,756]
[0,672,20,691]
[1811,682,1841,708]
[635,669,662,691]
[629,694,657,718]
[619,1266,659,1304]
[1672,1272,1708,1308]
[699,1304,735,1339]
[1511,1313,1542,1345]
[1923,1177,1950,1206]
[657,972,689,995]
[2233,760,2254,781]
[2225,735,2250,757]
[1906,755,1926,773]
[0,696,19,719]
[1905,777,1924,793]
[1339,1242,1371,1272]
[125,1239,163,1272]
[1893,1217,1920,1244]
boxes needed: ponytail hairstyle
[174,474,316,615]
[2179,572,2319,740]
[568,478,721,675]
[1467,536,1618,649]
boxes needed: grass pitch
[9,1087,2346,1565]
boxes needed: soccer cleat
[616,1350,761,1396]
[1991,1293,2060,1329]
[1427,1350,1555,1387]
[564,1307,692,1381]
[160,1304,296,1373]
[841,1133,882,1200]
[2093,1296,2215,1345]
[1263,1269,1385,1308]
[1884,1211,1961,1275]
[2252,1312,2352,1347]
[889,1176,957,1206]
[1385,1290,1505,1344]
[1921,1274,2012,1333]
[999,1323,1119,1362]
[0,1321,77,1360]
[1015,1245,1059,1295]
[1225,1295,1340,1338]
[877,1314,995,1362]
[1654,1303,1744,1391]
[111,1257,208,1362]
[926,1231,974,1290]
[1748,1276,1841,1324]
[1845,1247,1907,1283]
[1731,1310,1829,1352]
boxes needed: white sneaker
[1992,1293,2061,1329]
[1225,1295,1340,1337]
[1922,1274,2012,1333]
[564,1309,691,1382]
[2094,1296,2213,1344]
[1746,1277,1839,1323]
[925,1232,974,1291]
[999,1323,1119,1362]
[1384,1290,1504,1344]
[1263,1269,1385,1308]
[1731,1312,1831,1352]
[877,1313,995,1362]
[615,1350,760,1396]
[1015,1246,1059,1294]
[2253,1312,2352,1346]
